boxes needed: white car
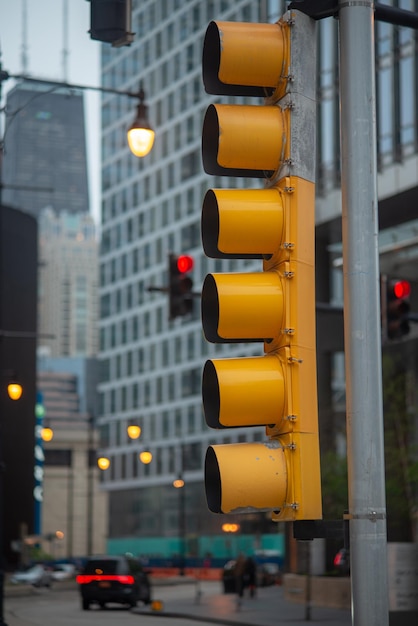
[10,564,52,587]
[51,563,76,581]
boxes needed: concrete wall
[284,574,351,610]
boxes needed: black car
[257,562,282,587]
[76,555,151,610]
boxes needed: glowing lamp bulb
[97,457,110,470]
[41,427,54,442]
[127,127,155,157]
[127,425,141,439]
[139,451,153,464]
[7,383,23,400]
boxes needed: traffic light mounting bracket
[293,517,349,546]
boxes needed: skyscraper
[2,81,99,359]
[37,208,98,358]
[3,82,89,217]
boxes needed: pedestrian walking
[245,556,257,598]
[234,553,246,606]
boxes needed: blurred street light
[139,450,152,464]
[0,70,155,163]
[127,86,155,157]
[7,382,22,401]
[127,424,141,439]
[40,427,53,442]
[97,457,110,471]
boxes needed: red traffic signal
[384,277,411,340]
[176,255,194,274]
[169,254,194,320]
[392,280,411,300]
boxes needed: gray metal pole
[338,2,389,625]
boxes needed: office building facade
[37,208,99,358]
[37,360,107,558]
[98,0,418,559]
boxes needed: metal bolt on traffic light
[169,253,194,320]
[201,10,322,522]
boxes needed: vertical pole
[304,542,311,621]
[67,466,73,559]
[339,2,389,625]
[86,416,94,556]
[179,478,185,575]
[0,453,7,626]
[178,443,186,576]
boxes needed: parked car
[10,564,52,587]
[222,560,238,593]
[334,547,350,575]
[257,562,282,587]
[51,563,76,581]
[76,555,151,610]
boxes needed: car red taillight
[76,574,135,585]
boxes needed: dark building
[2,83,89,217]
[0,204,38,567]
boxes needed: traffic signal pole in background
[381,275,413,341]
[339,1,389,624]
[148,254,195,321]
[168,254,194,320]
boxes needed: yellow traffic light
[202,21,288,97]
[202,189,284,258]
[201,10,321,522]
[202,104,289,177]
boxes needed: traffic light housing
[201,11,321,522]
[168,254,194,320]
[89,0,134,47]
[381,275,411,340]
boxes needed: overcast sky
[0,0,101,223]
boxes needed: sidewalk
[135,578,352,626]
